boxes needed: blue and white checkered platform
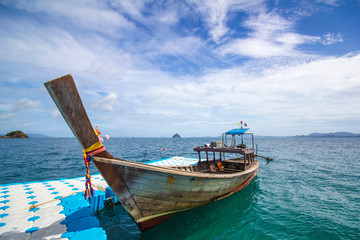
[0,174,108,240]
[0,156,198,239]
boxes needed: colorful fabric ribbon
[83,141,106,199]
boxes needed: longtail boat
[44,74,259,232]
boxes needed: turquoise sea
[1,137,359,239]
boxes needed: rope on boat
[83,140,106,199]
[26,191,82,210]
[255,154,273,161]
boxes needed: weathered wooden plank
[125,173,252,196]
[134,196,211,212]
[134,194,211,205]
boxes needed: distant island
[1,130,29,138]
[296,132,360,138]
[172,133,181,138]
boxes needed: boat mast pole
[239,121,244,145]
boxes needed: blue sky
[0,0,359,137]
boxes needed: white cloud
[244,13,293,39]
[219,13,300,57]
[92,93,119,112]
[188,0,265,42]
[0,19,98,72]
[2,0,135,35]
[220,38,292,58]
[10,99,42,112]
[220,13,304,58]
[0,101,11,111]
[160,36,204,55]
[321,33,343,45]
[124,53,360,135]
[0,113,16,120]
[156,9,179,25]
[107,0,148,23]
[107,0,181,32]
[219,12,342,58]
[316,0,341,6]
[275,33,319,46]
[50,110,61,119]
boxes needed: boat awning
[225,128,249,135]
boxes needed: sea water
[1,137,359,240]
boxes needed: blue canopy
[225,128,249,135]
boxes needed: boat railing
[193,145,256,173]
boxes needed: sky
[0,0,359,137]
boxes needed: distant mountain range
[296,132,360,138]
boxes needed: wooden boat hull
[92,157,259,231]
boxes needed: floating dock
[0,157,198,240]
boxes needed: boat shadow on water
[97,177,260,240]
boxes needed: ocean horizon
[2,129,360,139]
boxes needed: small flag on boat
[244,123,247,127]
